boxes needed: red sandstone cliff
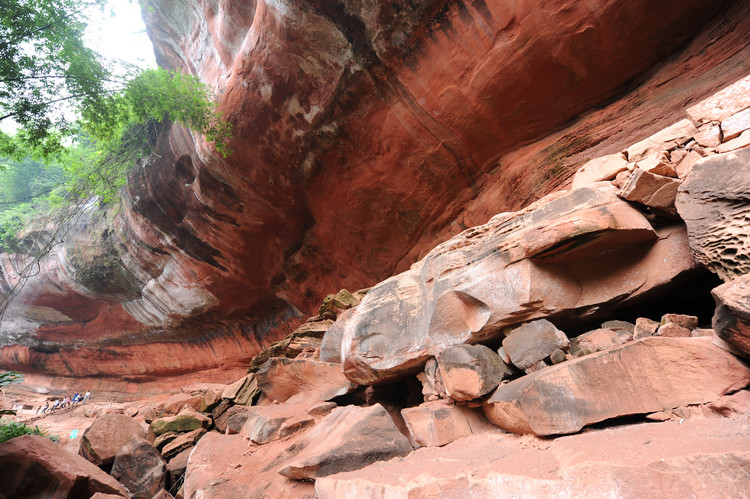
[1,0,749,388]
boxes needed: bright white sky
[85,1,157,69]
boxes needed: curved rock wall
[0,0,748,386]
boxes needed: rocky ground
[2,71,750,498]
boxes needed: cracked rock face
[0,0,743,385]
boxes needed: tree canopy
[0,0,110,156]
[0,0,231,160]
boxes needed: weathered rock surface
[166,447,192,482]
[222,375,260,406]
[247,320,334,373]
[223,406,252,435]
[656,323,691,338]
[337,184,698,384]
[436,344,511,401]
[626,120,699,162]
[571,153,629,190]
[80,414,147,466]
[161,428,206,460]
[676,148,750,281]
[634,317,660,339]
[570,328,627,357]
[315,418,750,498]
[0,435,128,498]
[483,337,750,435]
[242,414,287,445]
[502,320,569,370]
[277,404,412,479]
[184,432,315,498]
[0,0,744,385]
[687,74,750,124]
[401,400,500,448]
[110,436,166,499]
[151,407,211,436]
[255,358,357,404]
[712,273,750,356]
[618,168,682,215]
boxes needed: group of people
[39,391,91,414]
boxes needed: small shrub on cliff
[0,419,57,443]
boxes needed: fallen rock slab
[722,108,750,141]
[111,436,166,499]
[184,432,314,498]
[401,400,501,448]
[675,148,750,281]
[687,74,750,123]
[618,167,682,215]
[436,344,511,401]
[277,404,412,479]
[339,184,698,385]
[483,337,750,435]
[570,153,629,189]
[626,119,698,162]
[80,414,147,466]
[151,407,211,436]
[634,317,660,339]
[570,328,626,357]
[242,414,287,445]
[712,272,750,356]
[166,447,192,481]
[0,435,128,497]
[255,358,357,404]
[161,428,206,460]
[315,417,750,498]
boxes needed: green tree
[0,0,110,157]
[0,1,232,161]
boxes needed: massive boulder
[401,400,500,448]
[150,406,211,435]
[110,436,167,499]
[483,337,750,436]
[184,432,315,498]
[436,344,511,401]
[335,183,698,384]
[277,404,412,479]
[0,0,747,386]
[676,148,750,281]
[255,358,357,404]
[80,414,147,467]
[0,435,128,498]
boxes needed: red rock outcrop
[1,0,749,386]
[483,337,750,436]
[315,418,750,498]
[336,183,698,385]
[0,435,128,498]
[712,273,750,356]
[110,436,167,499]
[80,414,148,466]
[676,147,750,281]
